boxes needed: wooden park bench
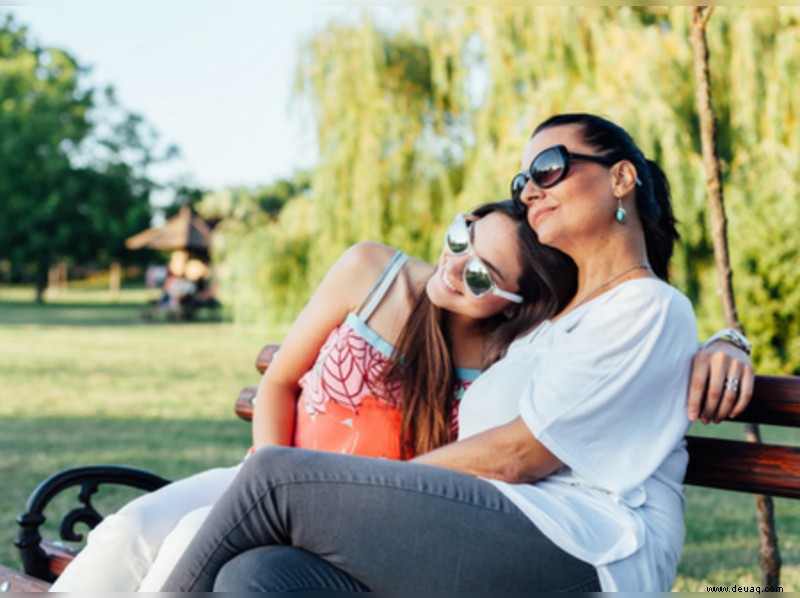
[2,344,799,592]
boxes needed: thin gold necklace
[569,263,652,313]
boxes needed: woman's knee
[243,445,310,482]
[85,511,145,546]
[214,546,368,592]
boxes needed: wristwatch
[702,328,752,356]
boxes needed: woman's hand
[688,341,754,424]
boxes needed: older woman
[161,114,747,592]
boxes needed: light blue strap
[356,251,409,322]
[354,250,404,316]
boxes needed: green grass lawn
[0,285,798,590]
[677,424,800,590]
[0,285,285,570]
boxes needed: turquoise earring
[615,197,627,223]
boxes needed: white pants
[49,464,241,592]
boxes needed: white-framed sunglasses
[443,213,524,304]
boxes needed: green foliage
[0,15,171,301]
[195,175,313,324]
[215,7,799,374]
[700,7,800,374]
[163,186,206,219]
[199,174,310,223]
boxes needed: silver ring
[724,377,740,392]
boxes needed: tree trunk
[35,257,49,304]
[690,6,781,587]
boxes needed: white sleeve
[519,283,697,502]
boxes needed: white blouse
[458,279,697,591]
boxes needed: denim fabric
[215,546,368,592]
[162,447,599,592]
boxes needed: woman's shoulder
[589,278,697,340]
[335,242,400,278]
[610,278,693,316]
[338,243,434,336]
[342,242,433,285]
[554,278,695,342]
[403,254,436,286]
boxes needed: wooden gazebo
[125,205,212,254]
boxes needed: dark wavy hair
[382,200,576,458]
[527,113,679,281]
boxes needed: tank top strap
[355,250,409,322]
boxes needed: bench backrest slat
[685,374,800,498]
[236,387,257,421]
[730,375,800,427]
[242,345,800,502]
[685,436,800,499]
[255,344,281,375]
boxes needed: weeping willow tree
[294,16,464,268]
[209,14,472,324]
[216,7,800,379]
[711,9,800,374]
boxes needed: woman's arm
[421,344,755,481]
[252,242,394,449]
[420,283,698,492]
[688,337,754,424]
[412,416,561,484]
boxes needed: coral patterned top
[292,251,479,460]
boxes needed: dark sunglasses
[444,214,524,304]
[510,144,618,201]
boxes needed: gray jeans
[162,447,600,592]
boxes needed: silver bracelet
[701,328,751,356]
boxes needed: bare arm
[412,416,562,484]
[252,243,392,449]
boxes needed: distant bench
[1,344,799,592]
[140,295,222,322]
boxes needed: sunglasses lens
[510,173,529,199]
[531,147,567,188]
[445,217,470,254]
[464,258,494,297]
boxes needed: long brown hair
[382,200,576,458]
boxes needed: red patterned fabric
[294,321,406,458]
[292,308,478,460]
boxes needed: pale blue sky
[6,1,363,191]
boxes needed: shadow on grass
[0,300,143,327]
[0,416,249,568]
[0,300,223,327]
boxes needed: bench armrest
[15,465,170,582]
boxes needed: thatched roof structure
[126,206,212,252]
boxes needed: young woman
[50,200,574,592]
[161,113,741,592]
